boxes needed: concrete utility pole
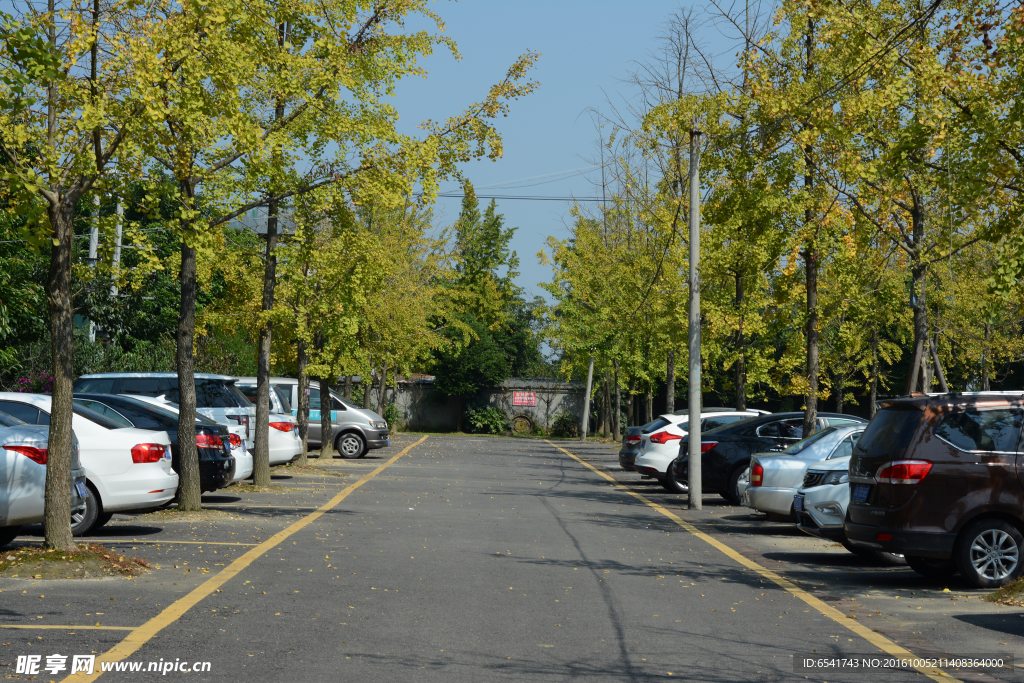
[580,355,595,442]
[111,200,122,298]
[88,195,100,343]
[687,123,703,511]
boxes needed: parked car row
[637,392,1024,588]
[0,372,391,548]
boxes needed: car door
[306,385,324,445]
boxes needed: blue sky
[391,0,704,300]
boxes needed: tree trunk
[627,378,636,427]
[296,339,309,465]
[319,376,334,457]
[253,195,280,487]
[834,374,844,414]
[176,238,202,510]
[869,329,878,418]
[344,375,353,401]
[981,322,991,391]
[602,370,611,439]
[734,271,746,411]
[644,386,653,423]
[362,370,371,409]
[43,202,75,551]
[378,361,389,411]
[665,350,676,414]
[906,261,927,393]
[612,360,621,441]
[802,18,819,438]
[456,395,464,432]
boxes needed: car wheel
[0,526,21,549]
[95,512,114,529]
[336,432,366,459]
[662,459,688,494]
[71,485,100,537]
[954,519,1024,588]
[721,467,745,505]
[905,555,958,578]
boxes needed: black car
[670,411,867,503]
[74,394,236,493]
[618,426,644,470]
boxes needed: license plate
[793,495,804,511]
[75,481,87,499]
[852,484,871,502]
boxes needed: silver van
[233,377,389,459]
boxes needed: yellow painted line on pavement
[3,625,136,631]
[88,539,259,547]
[545,441,957,683]
[64,435,428,683]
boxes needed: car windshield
[641,418,671,434]
[0,409,25,427]
[781,427,838,455]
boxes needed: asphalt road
[1,435,1019,682]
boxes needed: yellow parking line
[545,440,957,683]
[64,435,428,683]
[2,625,135,631]
[87,540,259,547]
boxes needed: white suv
[634,409,767,492]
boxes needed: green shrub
[550,410,579,438]
[382,402,402,431]
[464,405,510,434]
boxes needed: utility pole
[580,354,595,442]
[111,200,122,298]
[88,195,99,343]
[687,123,703,511]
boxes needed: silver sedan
[743,424,865,518]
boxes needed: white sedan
[634,409,766,492]
[0,394,178,535]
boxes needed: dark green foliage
[433,315,510,399]
[549,409,580,438]
[464,405,510,434]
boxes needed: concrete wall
[391,378,585,432]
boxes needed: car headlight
[815,504,843,516]
[822,471,849,485]
[370,421,387,430]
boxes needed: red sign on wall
[512,391,537,406]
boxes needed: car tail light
[269,421,293,432]
[649,431,681,444]
[5,445,47,465]
[700,441,718,453]
[196,433,224,449]
[228,414,250,439]
[626,436,641,445]
[876,533,894,541]
[751,462,763,487]
[228,434,242,449]
[131,443,166,463]
[875,460,932,485]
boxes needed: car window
[74,378,116,394]
[756,421,779,438]
[782,427,836,455]
[308,386,321,406]
[0,401,39,424]
[108,400,179,430]
[195,380,249,408]
[829,435,855,459]
[934,409,1022,453]
[65,404,125,430]
[120,377,173,396]
[73,399,134,428]
[641,418,671,434]
[272,385,293,413]
[827,417,861,426]
[0,409,25,427]
[703,415,748,431]
[330,395,348,411]
[331,391,359,410]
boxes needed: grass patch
[987,578,1024,606]
[278,462,349,478]
[225,482,304,492]
[0,544,151,580]
[133,508,244,523]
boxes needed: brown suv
[845,392,1024,587]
